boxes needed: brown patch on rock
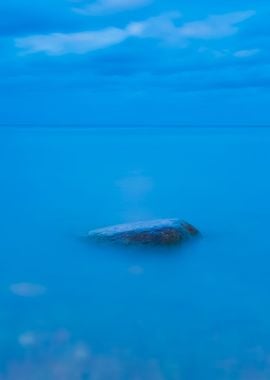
[182,222,200,236]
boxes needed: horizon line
[1,123,270,128]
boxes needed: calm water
[1,126,270,380]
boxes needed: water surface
[1,126,270,379]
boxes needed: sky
[0,0,269,125]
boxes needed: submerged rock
[88,218,199,246]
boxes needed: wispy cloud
[16,27,131,55]
[198,46,261,60]
[73,0,152,15]
[234,48,260,58]
[179,11,256,39]
[15,10,256,56]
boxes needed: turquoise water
[1,126,270,379]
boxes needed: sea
[0,126,270,380]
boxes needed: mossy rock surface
[88,218,200,246]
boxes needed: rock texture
[88,218,199,246]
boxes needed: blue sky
[0,0,269,125]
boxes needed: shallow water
[1,126,270,379]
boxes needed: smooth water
[1,127,270,380]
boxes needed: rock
[88,218,200,246]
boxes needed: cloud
[73,0,151,15]
[198,46,261,61]
[15,11,256,55]
[15,27,130,55]
[178,11,256,39]
[234,49,260,58]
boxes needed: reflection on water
[10,283,47,298]
[1,127,270,379]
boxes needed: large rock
[88,218,200,246]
